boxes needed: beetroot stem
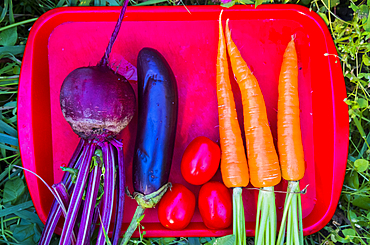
[87,200,102,245]
[111,139,125,245]
[76,156,102,245]
[59,143,96,245]
[52,183,77,245]
[99,0,130,66]
[95,142,116,245]
[39,139,84,245]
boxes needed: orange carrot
[217,12,249,189]
[225,19,281,188]
[225,19,281,245]
[276,37,305,245]
[217,11,249,245]
[277,37,305,181]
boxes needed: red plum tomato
[181,136,221,185]
[158,183,196,230]
[198,181,232,230]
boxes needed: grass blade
[0,201,33,218]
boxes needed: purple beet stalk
[95,142,116,245]
[39,139,85,245]
[110,138,125,245]
[59,143,96,245]
[52,182,77,245]
[76,155,102,245]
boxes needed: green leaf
[255,0,264,7]
[354,159,369,172]
[221,0,236,7]
[213,235,235,245]
[350,2,359,12]
[357,98,368,108]
[33,223,42,244]
[0,27,17,47]
[363,54,370,66]
[353,117,366,139]
[346,172,359,189]
[352,196,370,209]
[3,176,25,204]
[323,0,339,8]
[342,228,356,238]
[14,209,44,228]
[12,222,40,245]
[334,233,350,243]
[348,210,358,222]
[12,65,20,75]
[318,12,330,26]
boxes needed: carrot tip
[291,34,296,41]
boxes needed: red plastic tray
[18,5,348,237]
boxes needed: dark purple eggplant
[120,48,178,245]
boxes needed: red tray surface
[18,5,348,238]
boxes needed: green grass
[0,0,368,244]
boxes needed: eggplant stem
[120,183,172,245]
[120,206,145,245]
[99,0,129,66]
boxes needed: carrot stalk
[276,37,305,245]
[217,11,249,245]
[255,187,276,245]
[233,187,246,245]
[224,19,280,245]
[298,188,304,245]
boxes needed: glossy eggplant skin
[133,48,178,195]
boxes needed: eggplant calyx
[126,183,172,209]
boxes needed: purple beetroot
[39,0,135,244]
